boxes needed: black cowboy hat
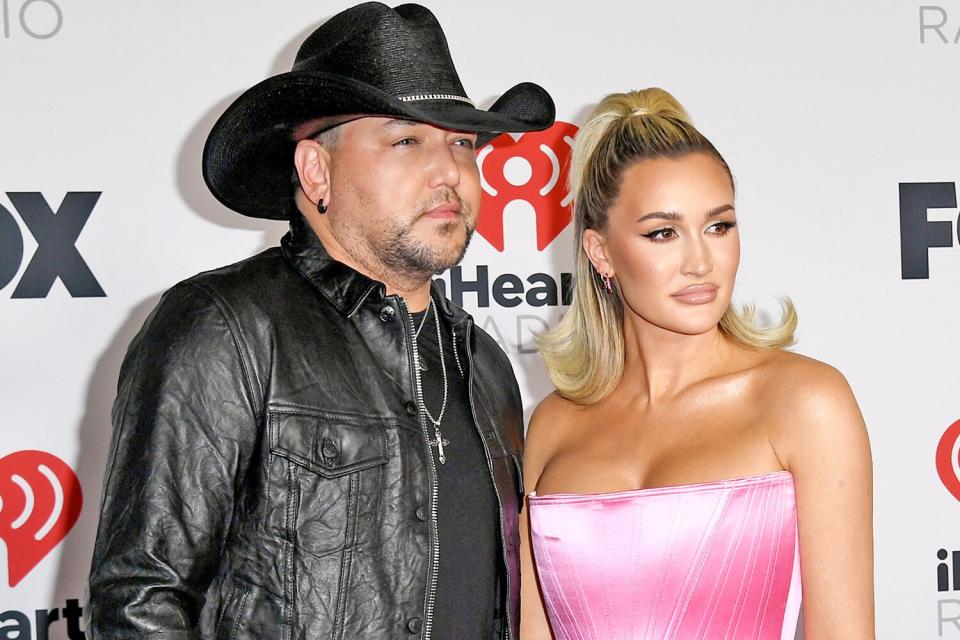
[202,2,555,219]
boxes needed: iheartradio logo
[937,419,960,503]
[0,450,82,587]
[476,121,578,252]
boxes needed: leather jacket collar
[281,212,471,329]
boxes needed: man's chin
[419,242,470,277]
[423,222,473,258]
[427,246,469,275]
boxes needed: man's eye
[454,138,477,149]
[393,137,417,146]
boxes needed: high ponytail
[538,88,796,404]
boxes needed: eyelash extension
[710,220,738,235]
[642,220,738,243]
[642,228,676,243]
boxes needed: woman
[520,89,874,639]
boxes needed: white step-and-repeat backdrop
[2,1,959,637]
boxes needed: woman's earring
[602,273,613,293]
[317,198,328,214]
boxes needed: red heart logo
[477,122,578,252]
[937,420,960,503]
[0,450,83,587]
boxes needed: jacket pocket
[269,408,389,477]
[267,407,390,558]
[215,581,251,640]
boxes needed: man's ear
[293,139,332,208]
[582,228,614,277]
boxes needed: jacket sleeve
[87,282,262,639]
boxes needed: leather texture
[87,215,525,639]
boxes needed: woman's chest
[535,401,783,496]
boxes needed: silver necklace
[414,305,431,371]
[415,297,448,464]
[414,303,431,339]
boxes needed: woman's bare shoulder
[528,391,582,442]
[531,390,581,420]
[753,350,867,466]
[524,392,584,477]
[755,350,855,410]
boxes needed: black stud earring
[318,198,328,214]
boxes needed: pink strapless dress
[528,471,801,640]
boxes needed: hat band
[398,93,476,107]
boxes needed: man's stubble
[333,186,477,289]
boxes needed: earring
[602,273,612,293]
[317,198,328,214]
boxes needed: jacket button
[379,305,396,322]
[405,401,418,416]
[320,438,339,460]
[415,506,427,521]
[406,617,422,633]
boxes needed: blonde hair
[539,88,797,404]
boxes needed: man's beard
[375,194,476,280]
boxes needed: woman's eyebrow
[707,204,735,217]
[636,204,734,223]
[636,210,681,223]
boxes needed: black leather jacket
[87,216,525,639]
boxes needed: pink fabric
[528,471,801,640]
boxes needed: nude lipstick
[671,283,718,305]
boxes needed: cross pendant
[429,437,450,464]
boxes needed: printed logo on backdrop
[2,0,63,40]
[0,453,85,638]
[936,419,960,502]
[899,182,959,279]
[920,5,960,43]
[939,543,960,635]
[0,192,105,298]
[434,122,578,353]
[475,121,578,253]
[0,450,82,587]
[935,420,960,635]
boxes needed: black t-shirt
[411,305,501,639]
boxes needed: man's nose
[426,143,461,189]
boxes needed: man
[86,3,554,638]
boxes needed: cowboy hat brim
[202,72,555,220]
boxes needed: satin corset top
[528,471,801,640]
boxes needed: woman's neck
[620,313,738,406]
